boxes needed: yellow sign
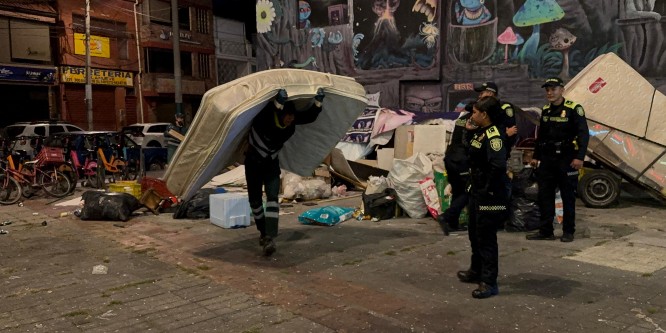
[74,33,110,58]
[60,66,134,87]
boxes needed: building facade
[138,0,216,124]
[56,0,140,131]
[214,17,255,86]
[0,1,58,128]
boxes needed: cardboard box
[210,192,251,228]
[376,148,394,171]
[394,125,447,159]
[313,165,332,184]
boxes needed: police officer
[164,112,188,164]
[527,77,589,243]
[457,96,508,299]
[473,82,518,155]
[245,88,325,256]
[438,105,476,235]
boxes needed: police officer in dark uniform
[527,77,589,243]
[245,88,325,256]
[457,96,509,299]
[438,106,476,235]
[473,82,518,156]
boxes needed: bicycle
[0,170,22,205]
[3,149,71,198]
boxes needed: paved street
[1,183,666,332]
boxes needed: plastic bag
[173,188,224,219]
[554,190,563,224]
[506,197,542,232]
[80,191,141,221]
[419,177,441,219]
[387,153,433,218]
[282,172,331,200]
[362,188,397,220]
[365,175,388,195]
[298,206,355,226]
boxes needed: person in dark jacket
[438,107,476,235]
[164,112,188,164]
[526,77,589,243]
[245,88,325,256]
[457,96,509,299]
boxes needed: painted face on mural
[372,0,400,17]
[299,1,311,21]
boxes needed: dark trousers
[467,194,504,287]
[443,162,468,229]
[244,153,281,238]
[536,157,578,235]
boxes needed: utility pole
[171,0,182,115]
[85,0,93,130]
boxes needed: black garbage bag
[362,188,398,220]
[80,191,141,221]
[173,188,217,219]
[511,167,538,200]
[506,197,543,232]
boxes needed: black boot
[436,214,450,236]
[457,270,480,283]
[262,237,276,256]
[472,282,499,299]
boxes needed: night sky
[212,0,256,39]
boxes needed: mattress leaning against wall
[564,52,666,197]
[162,69,368,201]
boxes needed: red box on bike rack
[36,147,65,166]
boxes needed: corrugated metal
[64,86,116,130]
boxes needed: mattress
[162,69,368,201]
[564,52,666,146]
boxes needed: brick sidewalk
[2,189,666,332]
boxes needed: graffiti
[254,0,665,109]
[353,0,438,70]
[455,0,492,25]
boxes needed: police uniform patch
[490,138,502,151]
[506,107,513,118]
[576,106,585,116]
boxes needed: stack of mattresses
[564,53,666,196]
[163,69,368,201]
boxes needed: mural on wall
[254,0,666,110]
[353,0,440,71]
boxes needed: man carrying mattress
[245,88,325,256]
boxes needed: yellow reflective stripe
[501,103,510,110]
[486,125,500,138]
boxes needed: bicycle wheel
[0,174,22,205]
[39,170,72,198]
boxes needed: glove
[314,88,325,102]
[275,89,288,105]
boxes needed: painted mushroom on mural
[512,33,525,60]
[497,26,518,64]
[512,0,565,62]
[549,27,577,79]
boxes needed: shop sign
[74,33,111,58]
[0,65,56,84]
[453,83,474,91]
[60,66,133,87]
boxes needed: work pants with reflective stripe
[244,153,281,238]
[467,194,507,287]
[536,156,578,235]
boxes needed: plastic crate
[108,181,142,199]
[36,147,65,165]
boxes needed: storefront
[0,64,57,128]
[59,66,137,131]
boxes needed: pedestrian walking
[245,88,325,256]
[457,96,509,299]
[526,77,589,243]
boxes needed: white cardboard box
[394,125,447,159]
[376,148,394,171]
[210,192,251,228]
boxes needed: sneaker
[472,282,499,299]
[262,237,276,256]
[560,233,574,242]
[457,270,480,283]
[526,232,556,240]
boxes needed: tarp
[163,69,368,201]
